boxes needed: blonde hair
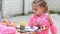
[1,19,9,26]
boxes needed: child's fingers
[30,32,37,34]
[10,22,17,28]
[20,33,26,34]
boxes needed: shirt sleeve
[28,15,34,27]
[2,27,16,34]
[50,16,57,34]
[50,24,57,34]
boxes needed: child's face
[32,4,45,16]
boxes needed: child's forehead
[32,4,45,9]
[32,4,43,8]
[32,4,39,8]
[32,4,37,7]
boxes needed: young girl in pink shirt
[29,0,57,34]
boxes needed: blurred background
[0,0,60,34]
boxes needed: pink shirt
[0,24,16,34]
[29,13,57,34]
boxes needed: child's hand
[34,22,39,26]
[9,22,16,28]
[30,32,37,34]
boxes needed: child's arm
[1,26,16,34]
[29,15,34,28]
[47,15,57,34]
[7,27,16,34]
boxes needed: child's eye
[35,9,37,10]
[33,8,37,11]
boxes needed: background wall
[2,0,23,17]
[46,0,60,11]
[1,0,60,17]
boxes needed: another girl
[0,19,19,34]
[29,0,57,34]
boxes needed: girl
[29,0,57,34]
[0,19,19,34]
